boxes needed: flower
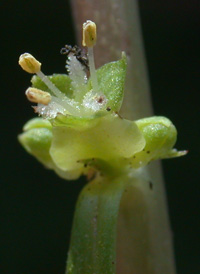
[18,20,186,180]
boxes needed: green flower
[18,21,186,180]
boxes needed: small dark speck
[149,181,153,190]
[106,106,111,111]
[97,96,104,103]
[84,163,88,167]
[112,261,115,265]
[147,150,150,154]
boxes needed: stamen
[19,52,80,116]
[36,70,65,99]
[87,47,98,92]
[25,87,51,105]
[82,20,98,93]
[35,70,79,115]
[19,53,66,99]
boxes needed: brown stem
[70,0,176,273]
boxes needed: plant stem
[66,175,125,274]
[69,0,176,273]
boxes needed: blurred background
[1,0,199,273]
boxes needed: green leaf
[87,53,127,112]
[31,74,74,98]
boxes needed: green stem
[66,169,175,274]
[67,170,161,274]
[66,175,125,274]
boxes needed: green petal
[50,114,145,174]
[31,74,74,98]
[87,53,127,112]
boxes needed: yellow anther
[25,87,51,105]
[19,53,41,74]
[82,20,97,48]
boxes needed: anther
[82,20,97,48]
[19,53,41,74]
[19,52,65,100]
[25,87,51,105]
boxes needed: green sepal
[31,74,74,98]
[87,53,127,112]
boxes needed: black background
[1,0,199,273]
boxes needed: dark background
[1,0,199,273]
